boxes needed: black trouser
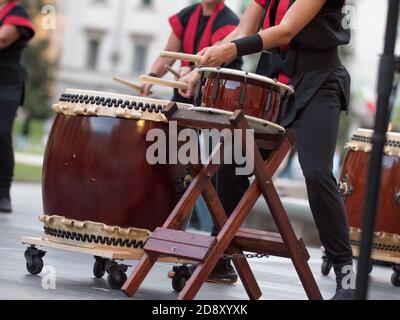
[0,100,18,198]
[212,77,353,266]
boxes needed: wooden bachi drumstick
[112,76,143,93]
[139,75,188,90]
[164,64,180,78]
[160,51,202,64]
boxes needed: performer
[0,0,35,213]
[179,0,355,300]
[141,0,242,103]
[143,0,244,283]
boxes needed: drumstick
[112,76,143,93]
[139,75,188,90]
[160,51,202,64]
[164,64,180,78]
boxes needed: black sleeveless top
[254,0,351,125]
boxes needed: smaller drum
[339,128,400,263]
[195,67,294,122]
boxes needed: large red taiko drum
[40,89,191,253]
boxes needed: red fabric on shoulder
[169,14,184,40]
[4,15,34,31]
[211,24,236,44]
[0,0,16,21]
[197,2,225,51]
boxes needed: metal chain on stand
[221,252,270,260]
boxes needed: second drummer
[141,0,245,285]
[141,0,242,103]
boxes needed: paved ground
[0,183,398,300]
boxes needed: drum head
[198,67,294,95]
[190,107,285,135]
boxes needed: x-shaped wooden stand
[122,105,322,300]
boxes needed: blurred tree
[19,0,55,137]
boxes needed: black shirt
[254,0,351,126]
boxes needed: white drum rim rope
[191,106,285,135]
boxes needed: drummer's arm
[141,32,181,96]
[148,32,181,77]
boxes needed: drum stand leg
[122,141,230,297]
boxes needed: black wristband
[148,72,158,77]
[232,34,264,57]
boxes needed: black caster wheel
[391,267,400,287]
[172,274,187,292]
[24,246,46,275]
[93,256,107,278]
[321,255,333,276]
[26,256,44,275]
[171,265,191,292]
[106,262,128,290]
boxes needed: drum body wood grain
[42,114,185,231]
[339,129,400,262]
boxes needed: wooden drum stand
[122,104,323,300]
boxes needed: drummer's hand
[198,43,237,67]
[141,83,153,97]
[177,66,192,80]
[178,69,201,98]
